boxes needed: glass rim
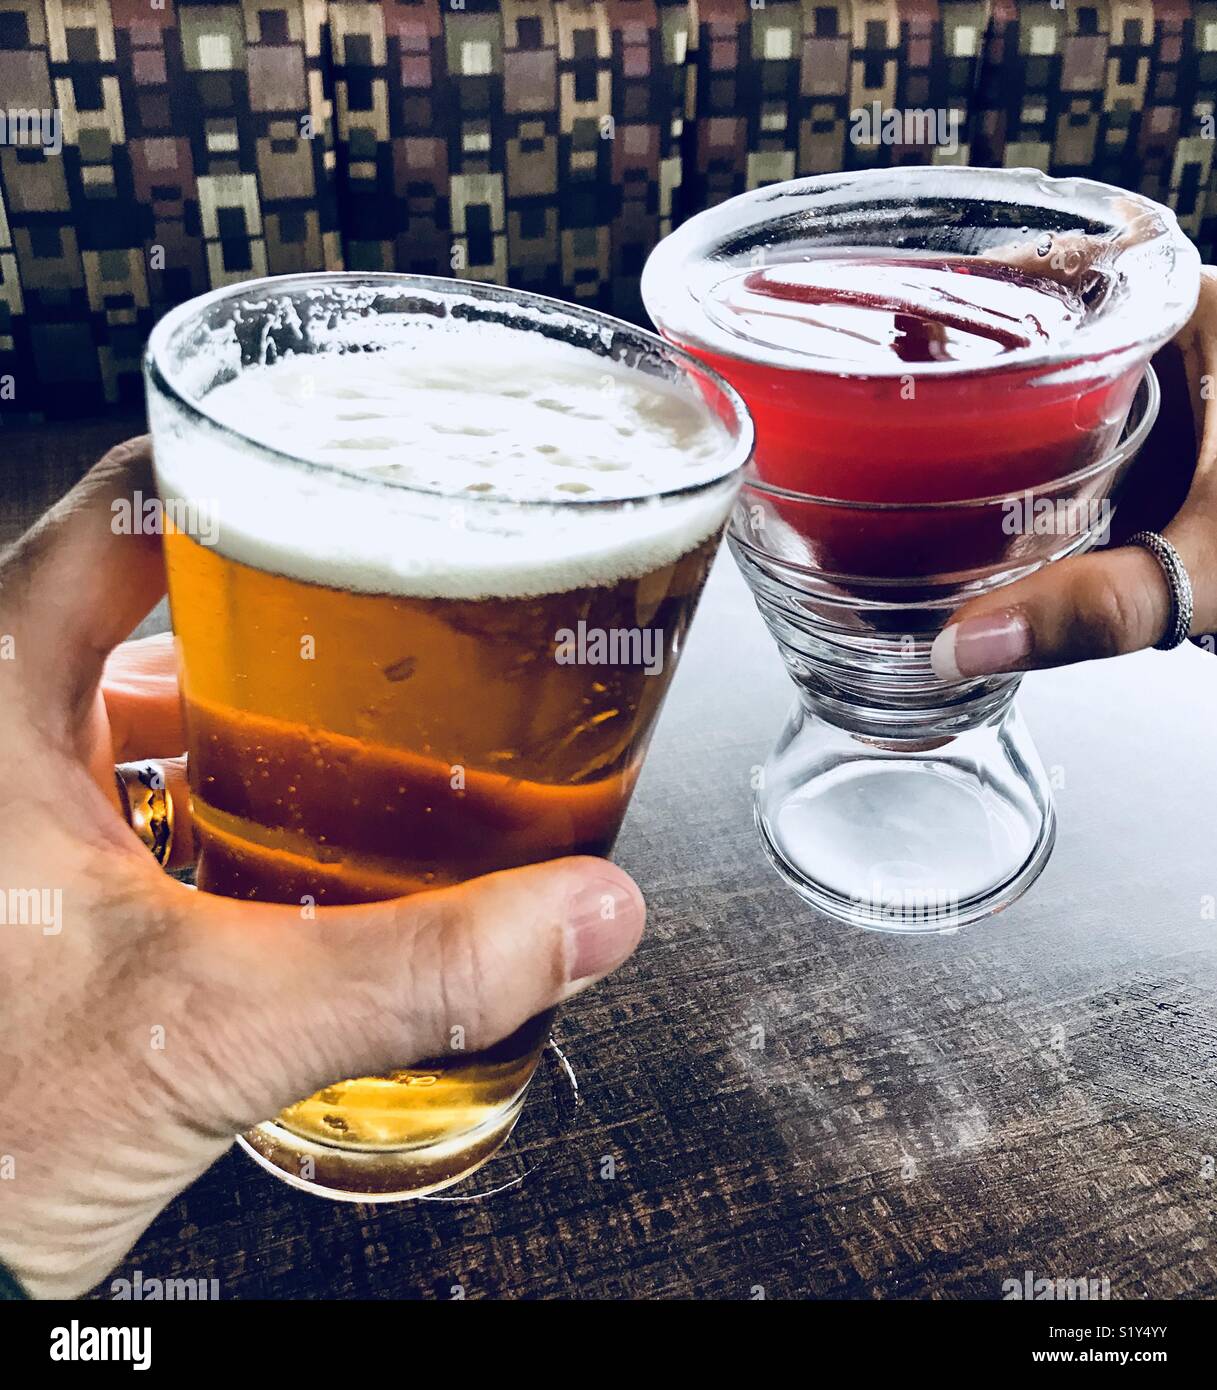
[733,363,1159,514]
[642,167,1200,381]
[144,271,755,512]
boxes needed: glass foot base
[757,698,1056,933]
[236,1039,580,1203]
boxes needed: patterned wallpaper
[0,0,1214,419]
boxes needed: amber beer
[164,525,719,1173]
[147,275,750,1200]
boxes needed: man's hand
[0,441,645,1298]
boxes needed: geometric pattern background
[683,0,990,209]
[971,0,1217,254]
[0,0,1214,420]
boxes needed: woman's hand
[932,263,1217,679]
[0,440,645,1298]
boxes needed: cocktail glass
[643,168,1199,931]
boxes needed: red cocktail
[680,254,1146,579]
[643,169,1198,930]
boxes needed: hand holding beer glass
[0,438,654,1297]
[145,276,752,1199]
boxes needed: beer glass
[144,274,752,1199]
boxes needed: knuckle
[1070,571,1143,659]
[81,437,155,507]
[408,895,498,1054]
[96,435,152,476]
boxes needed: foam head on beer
[152,319,742,601]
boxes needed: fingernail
[566,874,645,983]
[932,610,1033,680]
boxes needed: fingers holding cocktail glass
[932,267,1217,678]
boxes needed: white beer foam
[151,328,741,600]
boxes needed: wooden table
[87,555,1217,1300]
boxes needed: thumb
[170,855,645,1129]
[930,512,1215,677]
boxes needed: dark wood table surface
[76,552,1217,1301]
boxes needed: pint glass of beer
[144,274,752,1200]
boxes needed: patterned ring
[1127,531,1194,652]
[114,761,174,867]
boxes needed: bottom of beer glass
[756,697,1057,933]
[237,1089,527,1202]
[235,1038,580,1203]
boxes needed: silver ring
[1127,531,1193,651]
